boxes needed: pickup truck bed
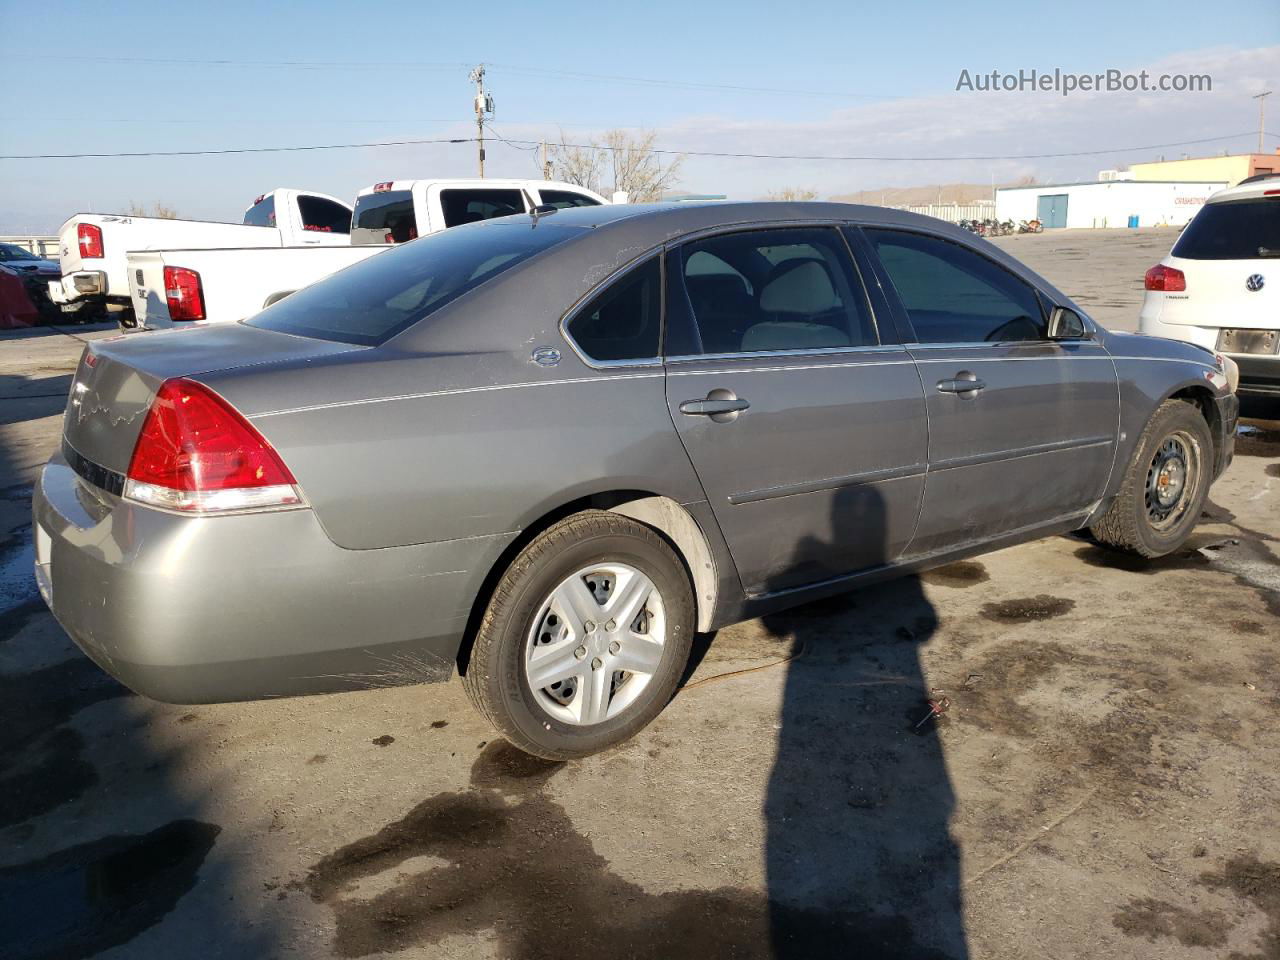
[127,245,385,328]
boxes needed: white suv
[1139,176,1279,401]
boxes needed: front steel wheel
[1090,399,1214,557]
[1143,431,1201,532]
[464,511,694,759]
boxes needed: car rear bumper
[33,452,515,703]
[1228,354,1280,398]
[49,271,107,305]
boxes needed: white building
[995,179,1227,229]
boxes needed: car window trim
[664,344,907,364]
[662,222,885,360]
[854,223,1056,347]
[558,250,667,369]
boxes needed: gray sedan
[33,202,1239,758]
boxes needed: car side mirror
[1048,306,1090,340]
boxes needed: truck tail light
[163,266,206,320]
[373,181,394,192]
[125,378,303,513]
[77,223,104,259]
[1144,264,1186,292]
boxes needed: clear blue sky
[2,0,1277,231]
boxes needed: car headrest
[759,259,838,314]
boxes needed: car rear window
[1172,198,1280,260]
[244,195,276,227]
[298,195,351,235]
[245,223,580,346]
[538,190,601,210]
[351,191,417,245]
[440,189,525,227]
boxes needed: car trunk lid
[62,324,361,476]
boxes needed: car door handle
[936,376,986,395]
[679,390,750,422]
[680,398,750,415]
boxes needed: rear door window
[673,228,875,355]
[865,229,1046,343]
[246,223,580,346]
[565,258,661,363]
[440,189,526,227]
[297,196,351,235]
[244,195,276,227]
[351,191,417,244]
[537,189,601,210]
[1172,198,1280,259]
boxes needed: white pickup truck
[126,178,605,330]
[49,188,353,323]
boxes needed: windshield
[0,243,39,262]
[1173,198,1280,260]
[245,222,581,346]
[351,191,416,245]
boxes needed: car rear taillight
[163,266,205,321]
[77,223,103,259]
[1144,264,1186,292]
[124,378,303,513]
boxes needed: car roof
[496,199,966,235]
[1206,177,1280,203]
[353,179,602,198]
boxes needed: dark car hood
[1,258,58,273]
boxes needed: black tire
[1089,399,1214,557]
[463,510,695,760]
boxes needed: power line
[9,54,469,72]
[4,130,1273,163]
[485,62,889,100]
[8,54,897,100]
[1,136,472,161]
[498,131,1272,163]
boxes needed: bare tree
[765,187,819,201]
[1011,175,1039,187]
[550,130,683,202]
[126,201,180,219]
[548,132,606,194]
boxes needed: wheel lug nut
[584,621,596,632]
[591,656,603,670]
[608,640,620,654]
[575,645,587,659]
[606,619,616,631]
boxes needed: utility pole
[469,64,494,177]
[1253,91,1272,153]
[541,139,552,180]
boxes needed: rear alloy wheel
[1090,399,1213,557]
[464,511,694,759]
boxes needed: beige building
[1128,150,1279,186]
